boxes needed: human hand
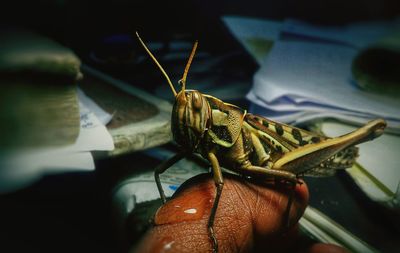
[132,173,348,253]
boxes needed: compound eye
[192,92,202,110]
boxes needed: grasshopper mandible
[136,32,386,253]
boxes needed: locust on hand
[136,32,387,253]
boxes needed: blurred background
[0,1,399,253]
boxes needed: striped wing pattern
[245,114,358,177]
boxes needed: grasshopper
[136,32,386,252]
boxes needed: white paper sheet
[222,15,283,42]
[282,18,400,48]
[222,15,283,64]
[77,88,113,125]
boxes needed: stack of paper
[248,40,400,133]
[223,16,400,133]
[0,89,115,193]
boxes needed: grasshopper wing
[245,114,327,152]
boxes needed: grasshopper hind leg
[247,131,300,227]
[284,180,297,228]
[240,163,299,228]
[241,164,298,183]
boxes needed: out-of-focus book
[0,28,82,149]
[0,29,173,193]
[0,28,118,193]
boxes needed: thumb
[132,173,309,253]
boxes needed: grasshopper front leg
[155,150,223,253]
[207,152,224,253]
[154,151,187,203]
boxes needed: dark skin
[132,173,349,253]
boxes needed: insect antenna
[179,40,198,93]
[136,32,177,97]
